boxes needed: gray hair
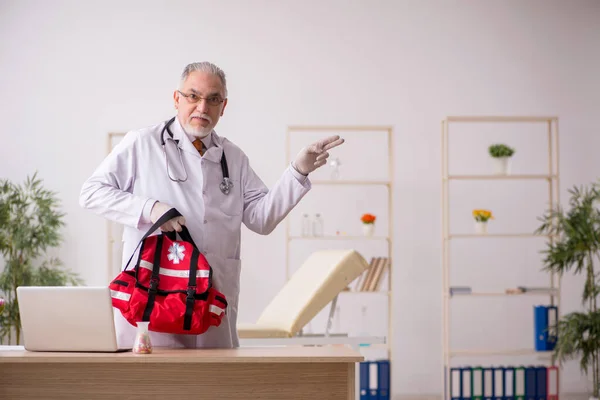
[179,62,228,98]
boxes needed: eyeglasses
[177,90,225,107]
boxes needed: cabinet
[441,116,560,399]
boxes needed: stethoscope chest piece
[220,177,234,195]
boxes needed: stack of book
[449,365,558,400]
[350,257,390,292]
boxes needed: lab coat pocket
[218,178,242,216]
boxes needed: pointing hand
[293,135,345,175]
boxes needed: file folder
[504,367,515,400]
[525,366,537,400]
[515,366,525,400]
[493,366,504,400]
[451,367,461,400]
[377,360,390,400]
[472,366,484,400]
[369,361,378,400]
[483,367,494,400]
[536,366,547,400]
[359,362,369,400]
[462,367,472,400]
[534,306,549,351]
[547,366,559,400]
[547,306,558,351]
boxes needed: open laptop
[17,286,131,352]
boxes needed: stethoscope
[160,117,233,195]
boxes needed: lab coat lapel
[171,117,202,159]
[202,132,224,163]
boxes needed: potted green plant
[488,143,515,175]
[536,182,600,400]
[0,173,82,345]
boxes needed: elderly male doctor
[79,62,344,349]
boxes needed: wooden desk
[0,346,362,399]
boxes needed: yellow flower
[472,209,494,222]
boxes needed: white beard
[183,123,212,139]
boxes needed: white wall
[1,0,599,397]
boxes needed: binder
[525,366,537,400]
[377,360,390,400]
[547,306,558,351]
[515,366,526,400]
[534,306,549,351]
[536,366,547,400]
[359,362,369,400]
[451,367,461,400]
[493,366,504,400]
[462,367,472,400]
[369,361,378,400]
[547,366,559,400]
[483,367,494,400]
[472,366,484,400]
[504,367,515,400]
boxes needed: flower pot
[362,224,375,237]
[492,156,511,175]
[475,221,488,234]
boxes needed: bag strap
[183,250,199,331]
[123,207,198,271]
[142,234,164,322]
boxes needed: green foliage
[536,182,600,397]
[488,143,515,158]
[0,173,83,345]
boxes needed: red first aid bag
[109,208,227,335]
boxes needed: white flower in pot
[488,143,515,175]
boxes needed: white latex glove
[292,135,345,175]
[150,201,186,232]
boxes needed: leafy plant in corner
[0,173,83,345]
[536,182,600,399]
[488,143,515,158]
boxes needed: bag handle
[122,207,198,271]
[164,226,199,252]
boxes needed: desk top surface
[0,345,363,364]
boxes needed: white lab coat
[79,117,311,348]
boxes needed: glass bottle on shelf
[312,213,324,236]
[301,213,311,237]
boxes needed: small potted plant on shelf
[488,143,515,175]
[472,209,493,234]
[360,213,376,237]
[536,182,600,400]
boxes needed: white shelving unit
[441,116,561,400]
[285,125,394,384]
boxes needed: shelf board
[289,236,389,241]
[341,290,391,295]
[445,174,556,181]
[448,233,550,239]
[450,349,554,357]
[450,291,558,297]
[311,180,390,186]
[444,116,557,123]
